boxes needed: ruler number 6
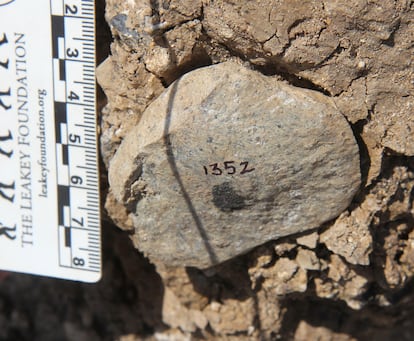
[71,175,83,185]
[65,4,78,15]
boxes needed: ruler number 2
[65,4,78,15]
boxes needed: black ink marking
[203,160,255,176]
[240,161,255,174]
[210,162,222,175]
[212,182,246,212]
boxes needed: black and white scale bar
[51,0,100,275]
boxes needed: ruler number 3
[66,48,79,58]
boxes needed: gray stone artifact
[108,62,361,268]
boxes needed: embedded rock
[108,62,360,268]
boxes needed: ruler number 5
[69,133,81,144]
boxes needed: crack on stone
[349,114,372,196]
[316,23,328,41]
[382,19,401,47]
[286,17,311,37]
[258,2,279,45]
[122,155,145,211]
[316,44,345,68]
[201,33,332,96]
[142,60,168,88]
[363,76,370,113]
[277,17,311,57]
[262,30,279,45]
[200,14,335,97]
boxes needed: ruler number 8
[73,257,85,267]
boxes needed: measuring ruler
[0,0,101,282]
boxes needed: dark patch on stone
[212,182,246,212]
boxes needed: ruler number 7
[72,217,84,227]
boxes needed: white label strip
[0,0,101,283]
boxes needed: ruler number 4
[68,91,79,101]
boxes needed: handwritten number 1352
[203,161,255,176]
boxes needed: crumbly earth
[1,0,414,340]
